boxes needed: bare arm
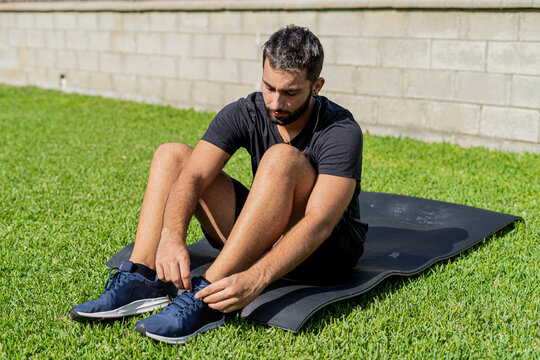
[155,140,230,291]
[196,174,356,311]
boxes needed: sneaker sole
[71,296,171,320]
[140,316,225,344]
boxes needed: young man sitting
[70,25,367,344]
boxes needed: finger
[200,287,233,305]
[160,259,172,282]
[220,296,253,313]
[180,257,191,292]
[208,298,239,313]
[168,262,182,289]
[156,263,164,281]
[195,279,227,299]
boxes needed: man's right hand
[155,230,192,291]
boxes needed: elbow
[304,209,344,243]
[314,218,337,242]
[322,224,335,241]
[304,210,339,242]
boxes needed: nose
[270,92,284,110]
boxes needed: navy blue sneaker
[134,276,225,344]
[70,261,177,320]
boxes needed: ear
[312,77,325,96]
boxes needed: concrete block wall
[317,10,540,153]
[0,1,539,153]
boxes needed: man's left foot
[134,276,225,344]
[70,261,177,321]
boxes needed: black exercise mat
[106,192,522,332]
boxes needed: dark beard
[267,93,312,126]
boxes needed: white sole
[143,317,225,344]
[76,296,171,319]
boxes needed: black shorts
[201,178,367,284]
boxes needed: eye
[262,81,275,92]
[285,91,299,97]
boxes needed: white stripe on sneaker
[76,296,170,318]
[143,316,225,344]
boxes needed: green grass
[0,84,538,359]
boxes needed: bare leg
[129,143,236,269]
[205,144,316,282]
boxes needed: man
[70,25,367,344]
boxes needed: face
[262,59,314,126]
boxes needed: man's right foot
[70,261,177,321]
[134,276,225,344]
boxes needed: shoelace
[165,281,209,317]
[167,291,198,316]
[103,267,128,292]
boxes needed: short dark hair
[262,25,324,83]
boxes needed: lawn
[0,84,538,359]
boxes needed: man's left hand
[195,270,266,313]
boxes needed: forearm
[153,140,230,290]
[161,171,204,242]
[156,171,206,290]
[161,141,230,243]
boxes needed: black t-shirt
[201,92,364,223]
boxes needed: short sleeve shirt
[201,92,364,221]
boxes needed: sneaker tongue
[192,276,211,293]
[119,261,134,272]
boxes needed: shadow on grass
[70,314,136,328]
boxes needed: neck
[277,97,315,142]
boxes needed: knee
[152,142,193,168]
[259,144,308,174]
